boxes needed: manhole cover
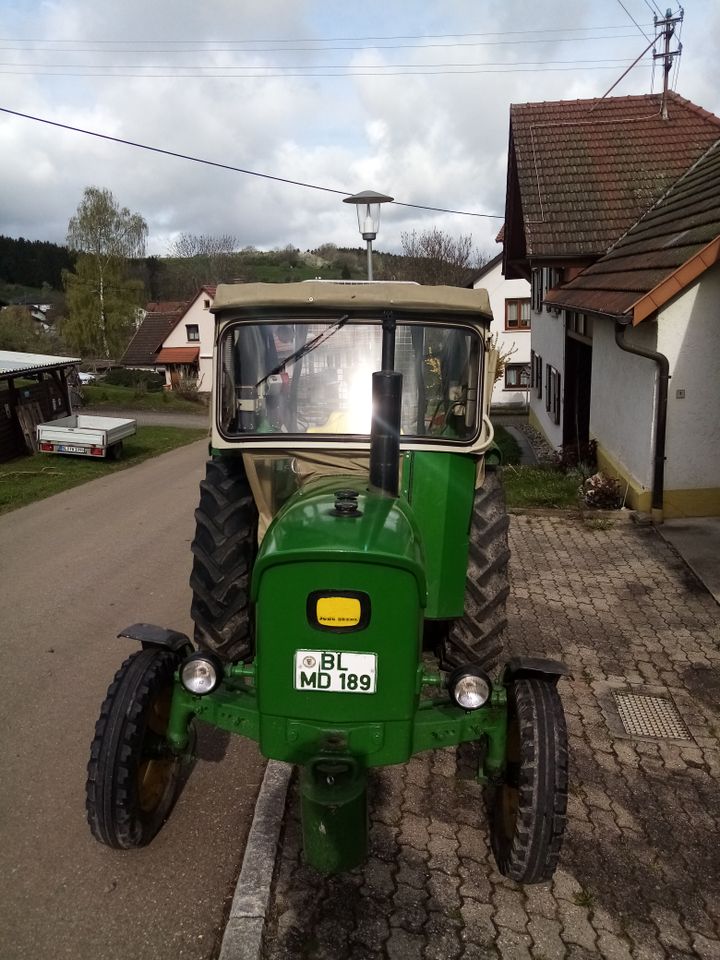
[612,692,691,740]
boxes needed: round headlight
[180,653,223,696]
[448,666,492,711]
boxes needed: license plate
[59,444,87,454]
[294,650,377,693]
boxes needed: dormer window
[186,324,200,342]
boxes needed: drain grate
[613,692,692,740]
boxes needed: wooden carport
[0,351,80,462]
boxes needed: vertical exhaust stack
[369,312,402,497]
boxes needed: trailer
[37,414,137,460]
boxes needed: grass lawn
[0,426,206,515]
[82,383,207,413]
[502,464,581,509]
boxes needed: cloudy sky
[1,0,718,257]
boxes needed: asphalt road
[0,440,266,960]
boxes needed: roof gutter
[614,321,670,522]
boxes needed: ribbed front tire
[488,677,569,883]
[86,648,184,849]
[190,457,258,662]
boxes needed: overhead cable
[0,105,504,219]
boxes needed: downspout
[614,321,670,523]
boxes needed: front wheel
[488,677,568,883]
[86,648,186,849]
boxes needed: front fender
[500,657,571,686]
[118,622,193,656]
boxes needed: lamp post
[342,190,394,280]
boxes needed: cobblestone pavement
[262,516,720,960]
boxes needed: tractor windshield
[218,319,482,443]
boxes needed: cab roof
[212,281,492,321]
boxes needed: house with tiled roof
[156,285,216,391]
[503,91,720,518]
[122,301,186,370]
[472,253,531,409]
[122,287,216,392]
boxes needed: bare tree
[387,228,487,287]
[168,233,238,259]
[167,233,239,291]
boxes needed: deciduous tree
[387,228,487,287]
[63,187,147,358]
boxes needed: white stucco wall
[473,259,531,409]
[589,317,657,491]
[162,290,215,391]
[528,305,565,448]
[657,263,720,491]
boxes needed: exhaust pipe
[369,311,402,497]
[369,370,402,496]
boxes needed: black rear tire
[488,677,568,883]
[441,469,510,673]
[107,441,123,461]
[86,648,184,849]
[190,457,258,662]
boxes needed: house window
[505,299,531,330]
[203,299,211,309]
[545,364,561,424]
[567,312,593,341]
[531,269,543,312]
[505,363,530,390]
[532,267,563,313]
[186,324,200,342]
[532,353,542,398]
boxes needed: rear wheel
[190,457,258,662]
[107,441,123,461]
[441,469,510,673]
[86,648,185,849]
[488,677,568,883]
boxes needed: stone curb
[219,760,293,960]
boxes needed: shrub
[105,368,165,392]
[581,472,623,509]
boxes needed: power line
[0,24,655,45]
[0,34,648,55]
[0,105,504,219]
[616,0,653,40]
[0,57,647,70]
[0,65,654,79]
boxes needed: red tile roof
[155,347,200,364]
[507,92,720,260]
[545,138,720,320]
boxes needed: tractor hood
[250,477,427,605]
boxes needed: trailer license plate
[59,444,86,454]
[294,650,377,693]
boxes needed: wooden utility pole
[654,7,684,119]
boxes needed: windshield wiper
[255,313,351,388]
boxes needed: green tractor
[86,281,568,883]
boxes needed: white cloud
[1,0,717,260]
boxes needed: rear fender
[118,622,193,656]
[500,657,571,686]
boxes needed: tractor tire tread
[490,678,569,883]
[86,648,181,849]
[190,458,258,662]
[442,470,510,673]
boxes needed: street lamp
[342,190,394,280]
